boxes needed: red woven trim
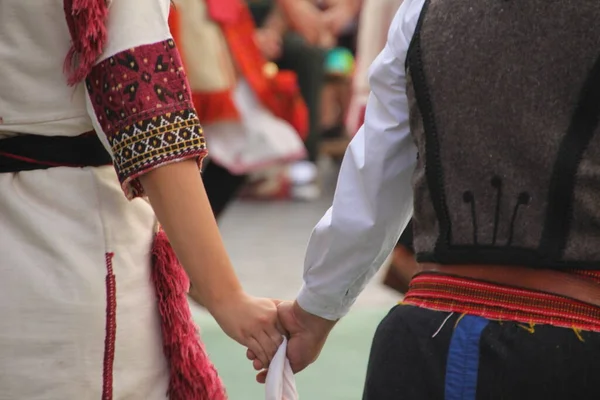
[404,273,600,332]
[102,252,117,400]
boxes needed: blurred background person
[170,0,309,218]
[245,0,330,200]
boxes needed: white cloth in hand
[265,337,299,400]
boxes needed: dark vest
[406,0,600,269]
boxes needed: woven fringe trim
[151,230,227,400]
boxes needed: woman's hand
[248,300,336,383]
[209,293,285,369]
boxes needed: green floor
[194,307,391,400]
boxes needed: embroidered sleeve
[86,39,207,199]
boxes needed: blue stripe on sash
[444,315,489,400]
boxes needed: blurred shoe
[238,161,322,201]
[288,161,321,201]
[238,169,291,201]
[290,182,321,201]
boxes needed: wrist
[190,280,244,314]
[293,300,337,335]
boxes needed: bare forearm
[140,159,243,311]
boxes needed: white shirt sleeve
[296,0,426,321]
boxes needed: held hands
[209,292,285,370]
[247,300,337,383]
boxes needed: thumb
[276,301,296,330]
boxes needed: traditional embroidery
[87,39,206,198]
[404,272,600,332]
[113,108,206,198]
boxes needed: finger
[247,337,269,368]
[256,369,268,384]
[254,330,279,365]
[276,318,287,337]
[265,322,286,351]
[246,348,257,361]
[253,358,263,371]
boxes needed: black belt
[0,132,112,173]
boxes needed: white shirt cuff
[296,284,353,321]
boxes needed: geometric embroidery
[117,107,206,199]
[86,39,206,198]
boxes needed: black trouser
[363,305,600,400]
[276,33,326,162]
[202,162,247,219]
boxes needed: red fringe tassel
[151,230,227,400]
[63,0,109,86]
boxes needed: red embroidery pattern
[86,39,206,198]
[103,253,117,400]
[404,273,600,332]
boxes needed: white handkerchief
[265,337,299,400]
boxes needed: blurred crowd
[170,0,403,218]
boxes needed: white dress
[0,0,210,398]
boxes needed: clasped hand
[209,293,337,383]
[245,301,338,383]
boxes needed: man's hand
[247,300,337,383]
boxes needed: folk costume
[297,0,600,398]
[0,0,225,398]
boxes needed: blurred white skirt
[203,79,307,175]
[0,166,169,399]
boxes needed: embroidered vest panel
[406,0,600,268]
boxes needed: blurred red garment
[170,0,308,138]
